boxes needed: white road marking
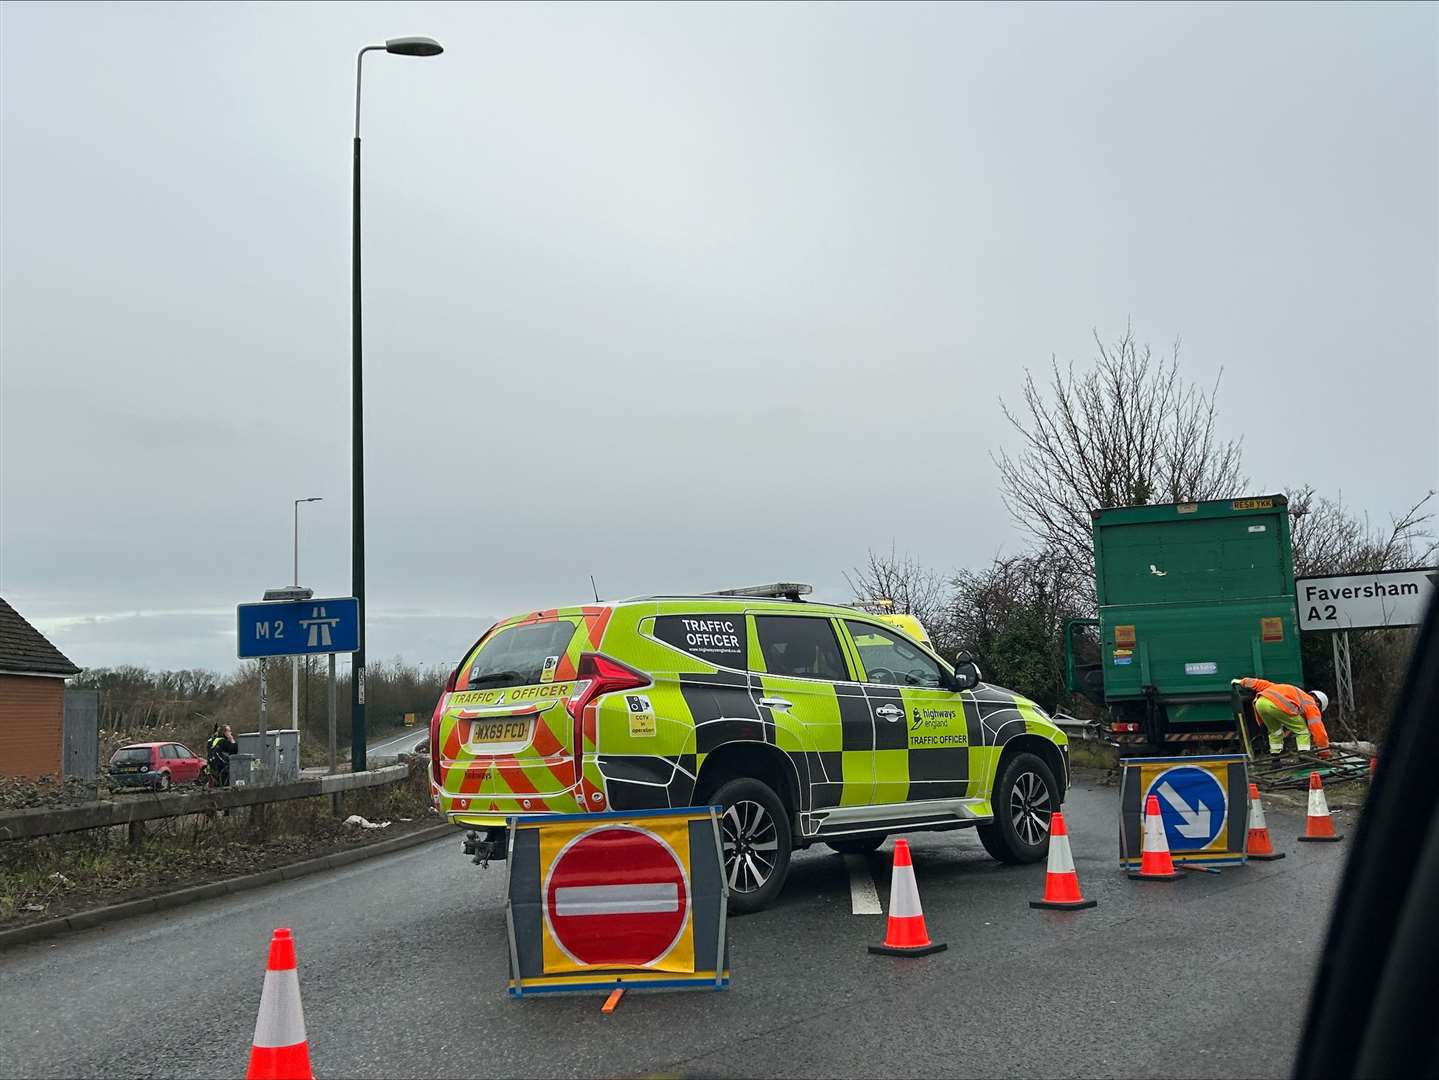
[554,883,679,916]
[845,854,882,915]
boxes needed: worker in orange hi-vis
[1234,677,1330,756]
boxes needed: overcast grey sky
[2,0,1435,673]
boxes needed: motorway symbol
[1145,766,1226,850]
[543,825,690,969]
[237,597,359,659]
[299,606,340,647]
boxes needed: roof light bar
[708,583,814,601]
[854,596,895,612]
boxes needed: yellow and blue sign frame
[1119,754,1250,868]
[504,806,731,997]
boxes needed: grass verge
[0,757,437,928]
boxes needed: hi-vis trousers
[1255,696,1311,754]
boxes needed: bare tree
[994,326,1246,586]
[947,550,1090,711]
[1288,486,1437,577]
[1286,487,1435,742]
[845,545,957,653]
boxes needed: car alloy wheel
[721,799,780,894]
[1010,769,1052,847]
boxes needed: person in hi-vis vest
[1234,677,1330,755]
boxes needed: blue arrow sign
[1145,765,1227,850]
[236,597,360,659]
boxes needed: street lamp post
[294,497,323,589]
[352,36,443,774]
[293,496,322,732]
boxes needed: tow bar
[462,830,506,868]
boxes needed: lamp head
[386,36,443,57]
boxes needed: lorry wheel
[978,752,1057,865]
[824,834,886,856]
[708,777,792,915]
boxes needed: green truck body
[1065,494,1303,745]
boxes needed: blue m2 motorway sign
[236,597,360,659]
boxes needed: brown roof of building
[0,596,80,677]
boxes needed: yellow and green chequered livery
[430,586,1069,913]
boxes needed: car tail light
[430,664,461,786]
[565,653,650,781]
[1111,721,1141,733]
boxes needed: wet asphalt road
[0,771,1350,1079]
[366,726,428,758]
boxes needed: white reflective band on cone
[1250,796,1268,830]
[1142,810,1168,852]
[887,864,924,919]
[252,969,308,1049]
[1047,834,1075,875]
[1308,786,1329,817]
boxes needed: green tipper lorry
[1064,494,1303,748]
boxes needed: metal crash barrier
[504,806,730,998]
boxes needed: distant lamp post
[293,497,323,587]
[352,35,443,774]
[293,496,322,733]
[259,584,312,776]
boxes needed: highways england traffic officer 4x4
[429,583,1071,912]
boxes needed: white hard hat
[1313,690,1329,713]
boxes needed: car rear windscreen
[461,620,579,690]
[111,747,151,764]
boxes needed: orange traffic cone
[868,839,947,957]
[247,929,314,1080]
[1128,794,1184,881]
[1297,771,1343,843]
[1245,783,1285,861]
[1029,810,1096,910]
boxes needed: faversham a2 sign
[1295,569,1436,632]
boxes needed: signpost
[1295,568,1435,725]
[238,596,361,778]
[328,654,338,775]
[1119,755,1249,869]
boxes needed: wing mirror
[951,650,982,691]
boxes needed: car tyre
[156,772,171,793]
[824,834,886,856]
[707,777,792,916]
[978,751,1057,864]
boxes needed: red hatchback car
[107,742,205,791]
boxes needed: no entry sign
[505,807,730,997]
[544,825,690,968]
